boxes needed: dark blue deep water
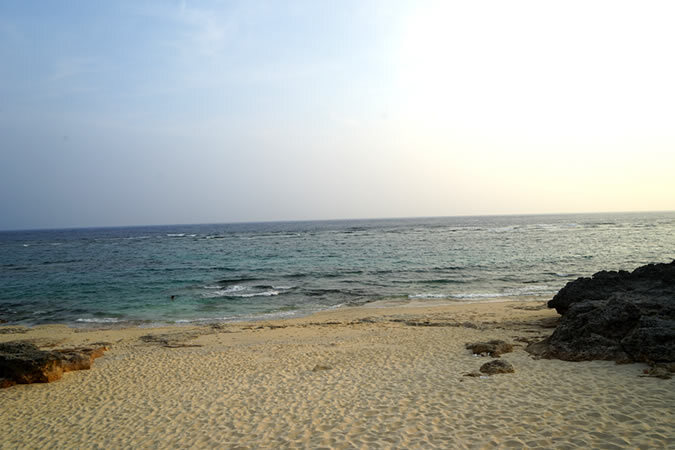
[1,212,673,327]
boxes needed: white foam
[409,286,556,300]
[166,233,185,237]
[239,290,279,298]
[450,292,509,299]
[408,293,451,299]
[201,285,247,298]
[325,303,346,310]
[175,318,212,323]
[252,310,299,319]
[175,309,299,324]
[76,317,121,323]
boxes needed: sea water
[1,212,673,327]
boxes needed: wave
[201,285,247,298]
[76,317,121,323]
[239,290,279,298]
[173,309,300,324]
[251,284,294,290]
[408,293,452,299]
[2,264,28,271]
[166,233,185,237]
[545,272,575,277]
[409,285,557,300]
[201,285,281,299]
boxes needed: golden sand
[1,301,673,448]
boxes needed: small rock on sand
[480,359,515,375]
[466,340,513,357]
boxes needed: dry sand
[1,300,673,449]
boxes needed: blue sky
[1,1,674,229]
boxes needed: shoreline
[1,300,672,448]
[1,294,552,331]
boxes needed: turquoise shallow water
[1,212,673,326]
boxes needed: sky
[1,0,674,230]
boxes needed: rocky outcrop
[0,341,108,388]
[527,261,675,363]
[466,340,513,357]
[548,261,675,315]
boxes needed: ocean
[1,212,673,327]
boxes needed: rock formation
[0,341,108,388]
[527,261,675,363]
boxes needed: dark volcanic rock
[548,261,675,315]
[479,359,514,375]
[466,340,513,357]
[527,261,675,363]
[0,341,108,388]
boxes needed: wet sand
[1,300,673,448]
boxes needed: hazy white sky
[1,0,673,229]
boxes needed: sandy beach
[1,300,673,449]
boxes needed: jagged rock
[0,341,108,387]
[466,340,513,357]
[479,359,514,375]
[312,364,332,372]
[527,261,675,363]
[548,261,675,315]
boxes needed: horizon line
[1,209,673,233]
